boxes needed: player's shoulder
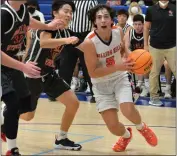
[86,30,96,40]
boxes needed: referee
[58,0,98,103]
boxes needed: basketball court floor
[1,98,176,155]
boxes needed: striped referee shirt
[69,0,98,33]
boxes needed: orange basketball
[128,49,153,75]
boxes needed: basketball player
[116,9,132,35]
[20,0,82,151]
[124,14,149,97]
[76,4,158,152]
[1,0,65,155]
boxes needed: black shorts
[26,72,70,111]
[1,69,32,113]
[1,69,30,98]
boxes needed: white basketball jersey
[86,26,127,84]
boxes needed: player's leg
[93,80,132,152]
[44,72,81,150]
[1,72,21,155]
[19,78,42,121]
[116,74,158,147]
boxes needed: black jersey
[1,1,30,58]
[25,22,75,76]
[129,28,144,51]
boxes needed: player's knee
[20,112,35,121]
[66,99,80,112]
[121,103,135,118]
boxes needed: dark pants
[56,31,94,96]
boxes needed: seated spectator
[127,1,145,26]
[116,9,132,34]
[125,0,145,6]
[26,0,45,23]
[106,0,121,6]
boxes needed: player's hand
[22,61,41,78]
[118,57,135,72]
[65,36,79,45]
[46,19,65,30]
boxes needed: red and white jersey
[86,26,127,83]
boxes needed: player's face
[133,21,143,33]
[53,4,73,28]
[95,9,113,30]
[117,14,127,25]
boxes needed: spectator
[116,9,132,34]
[26,0,45,23]
[127,2,145,26]
[106,0,121,6]
[144,0,176,106]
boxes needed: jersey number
[106,56,115,67]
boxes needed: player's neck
[96,29,112,42]
[8,1,23,11]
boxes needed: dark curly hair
[88,4,116,28]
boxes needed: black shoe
[54,138,82,151]
[90,96,96,103]
[135,86,142,94]
[6,147,21,156]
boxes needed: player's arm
[124,28,131,54]
[29,17,64,31]
[40,31,79,49]
[1,51,41,77]
[76,39,134,78]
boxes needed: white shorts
[92,73,133,113]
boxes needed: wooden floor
[1,99,176,155]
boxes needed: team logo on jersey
[169,10,173,16]
[45,46,64,68]
[7,24,28,51]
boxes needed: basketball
[128,49,153,75]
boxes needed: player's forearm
[40,38,67,48]
[1,51,24,71]
[29,17,48,30]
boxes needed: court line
[20,128,102,137]
[31,136,104,155]
[20,123,176,129]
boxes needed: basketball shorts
[1,69,32,113]
[1,69,30,97]
[92,73,134,113]
[26,71,70,111]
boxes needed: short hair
[52,0,75,18]
[117,9,129,19]
[133,14,144,24]
[88,4,116,28]
[26,0,40,11]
